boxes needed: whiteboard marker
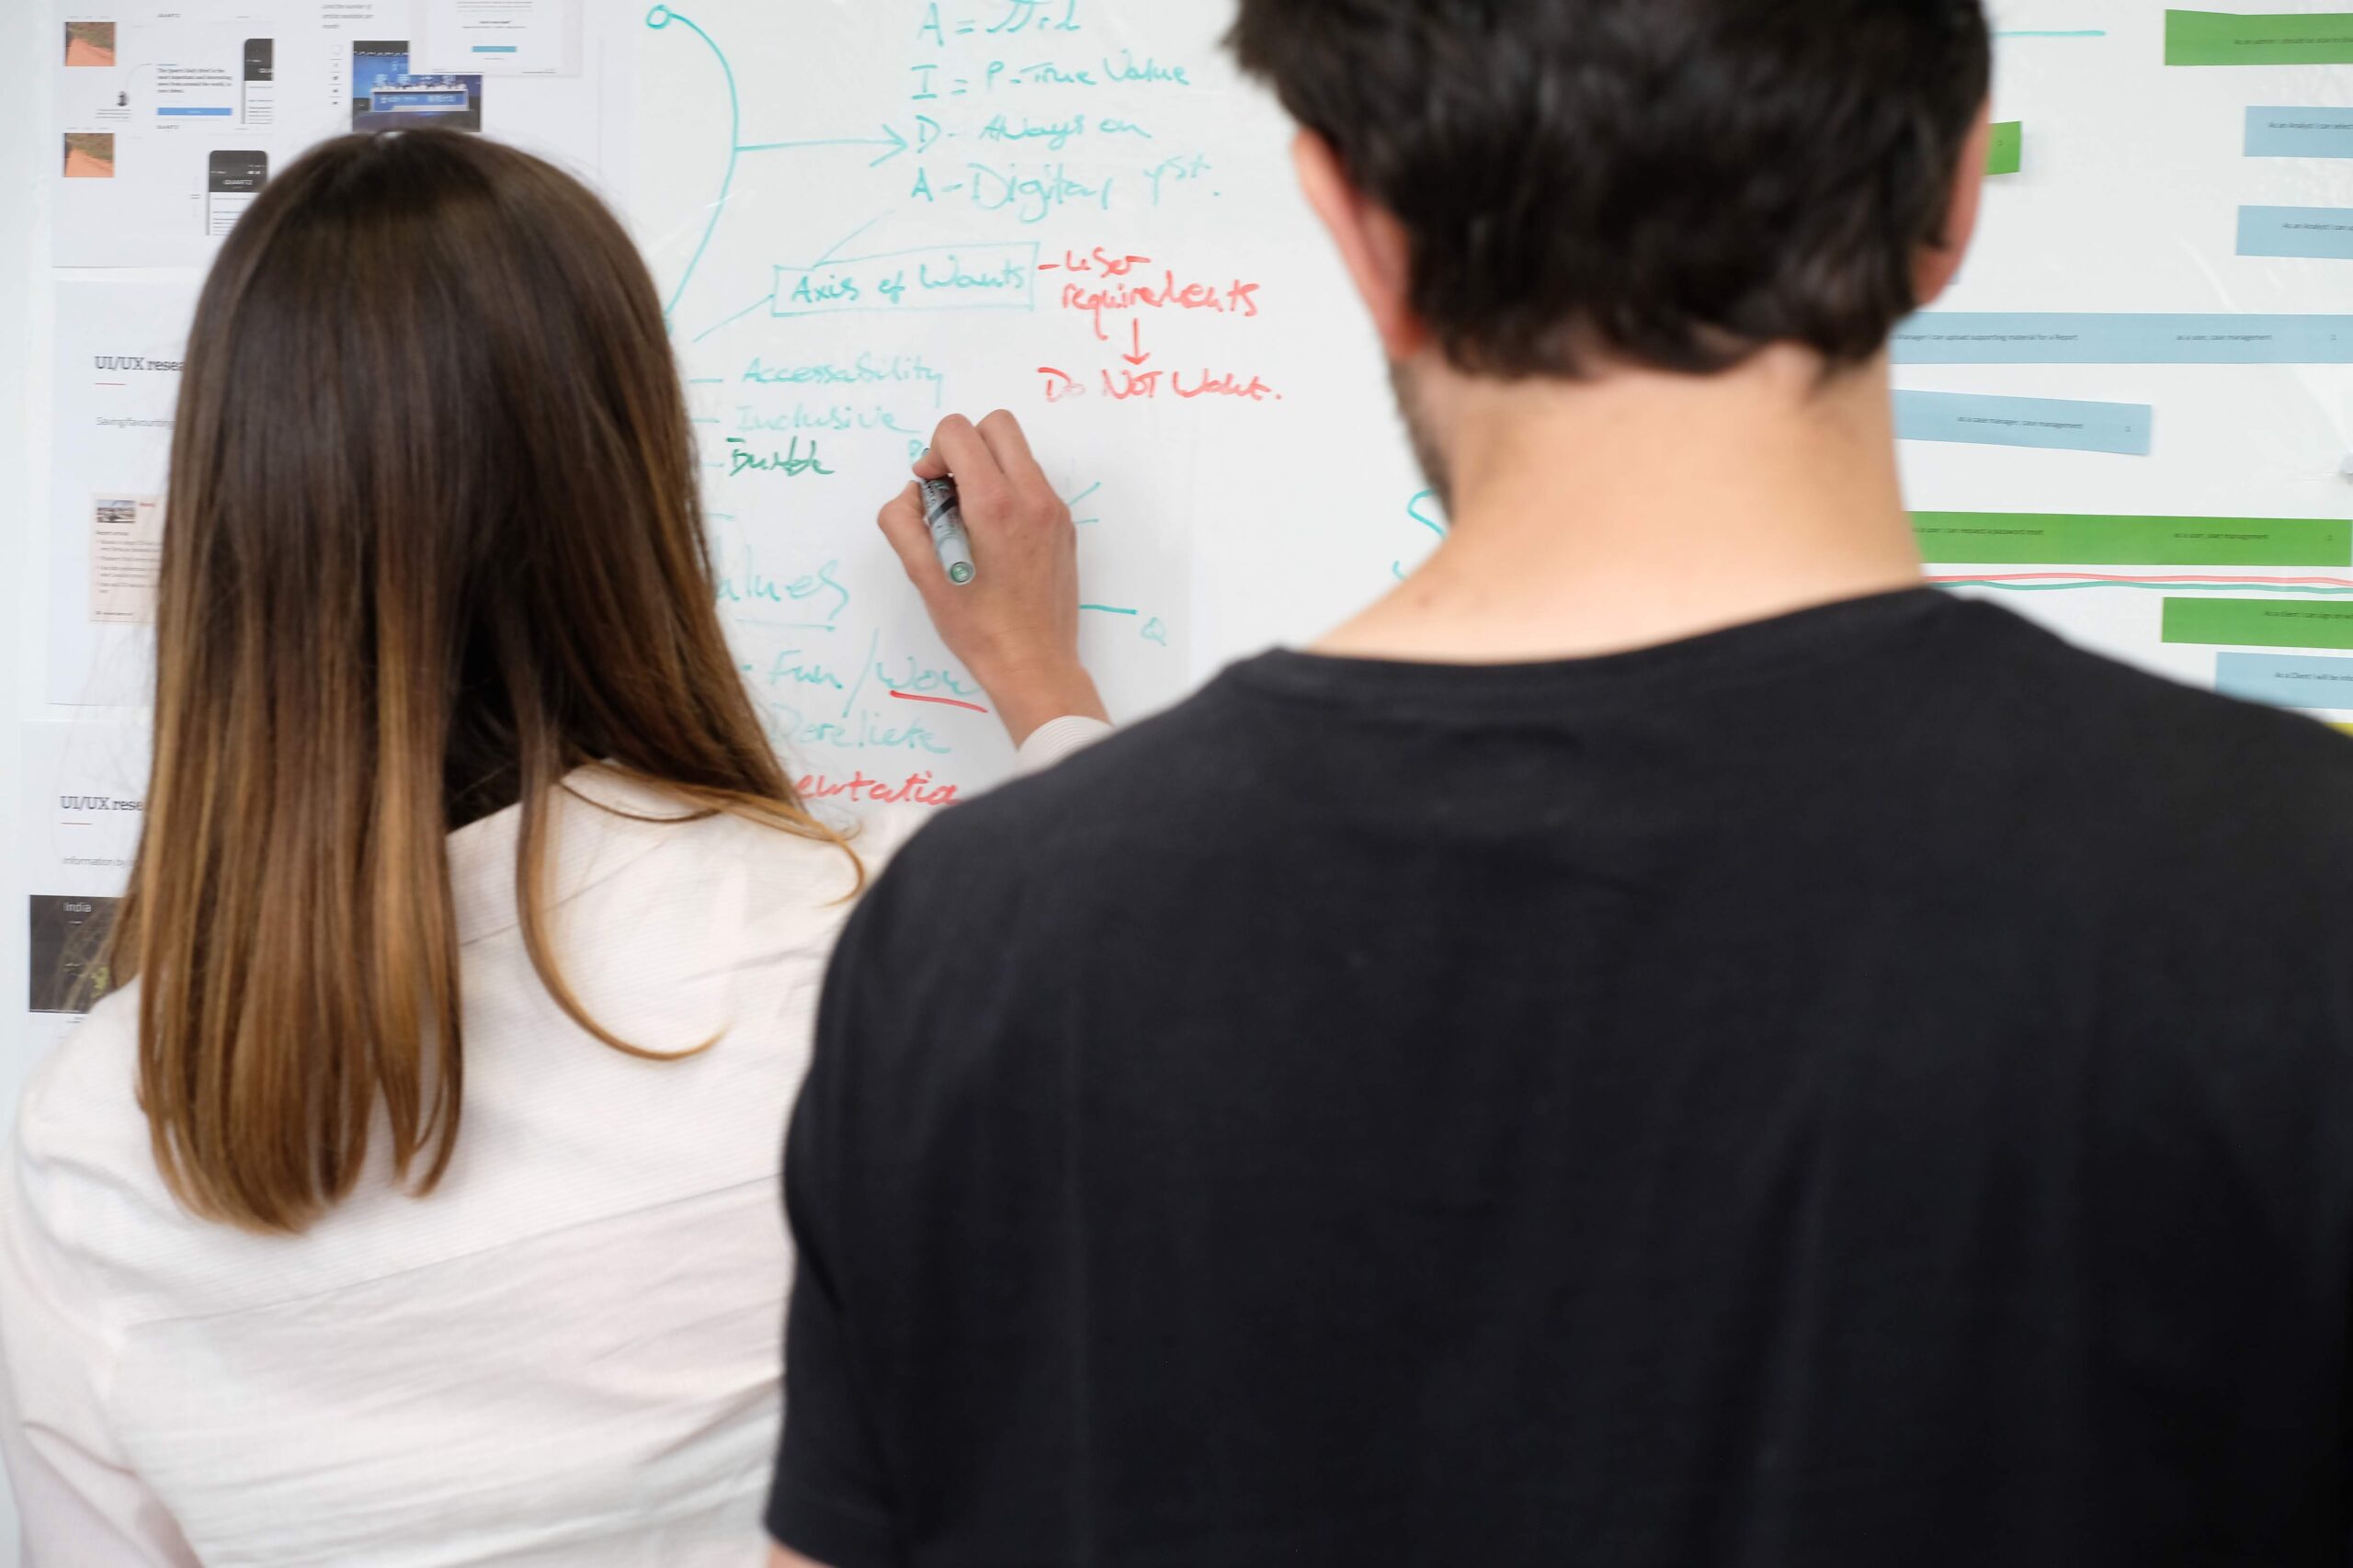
[921,478,977,586]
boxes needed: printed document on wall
[53,1,608,265]
[55,4,290,266]
[18,723,147,1023]
[415,0,584,77]
[47,281,199,708]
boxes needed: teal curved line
[645,5,739,327]
[1394,489,1448,578]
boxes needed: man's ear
[1916,106,1992,305]
[1292,129,1426,358]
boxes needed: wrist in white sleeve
[1014,715,1114,774]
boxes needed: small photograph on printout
[63,132,115,177]
[89,496,162,623]
[352,41,483,132]
[64,21,115,66]
[29,894,120,1015]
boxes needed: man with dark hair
[770,2,2353,1563]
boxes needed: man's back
[775,591,2353,1565]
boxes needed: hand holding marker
[922,478,978,585]
[877,411,1109,746]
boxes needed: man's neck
[1316,347,1926,664]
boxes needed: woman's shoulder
[611,787,935,910]
[6,985,188,1310]
[563,770,928,902]
[844,801,936,872]
[16,984,150,1179]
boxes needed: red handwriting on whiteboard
[794,769,961,808]
[1036,247,1154,278]
[1041,367,1282,403]
[1101,369,1281,402]
[1060,273,1264,340]
[1037,244,1277,405]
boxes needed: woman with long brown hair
[0,130,1105,1564]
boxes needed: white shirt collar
[446,767,702,947]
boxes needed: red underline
[1930,571,2353,589]
[888,689,990,714]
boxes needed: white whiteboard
[626,0,1426,802]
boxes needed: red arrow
[1121,319,1152,366]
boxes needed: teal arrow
[737,123,910,166]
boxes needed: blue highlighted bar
[2217,652,2353,709]
[156,107,233,117]
[1893,313,2353,364]
[472,44,518,51]
[2240,206,2353,260]
[1893,391,2152,455]
[2246,106,2353,158]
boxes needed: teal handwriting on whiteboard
[912,163,1117,222]
[714,551,849,621]
[915,0,1084,44]
[773,245,1040,316]
[875,656,985,701]
[725,437,836,477]
[736,404,921,437]
[741,354,947,405]
[759,702,958,756]
[761,650,849,692]
[1394,489,1449,580]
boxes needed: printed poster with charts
[54,5,287,266]
[1897,5,2353,727]
[51,0,607,267]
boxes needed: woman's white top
[0,724,1105,1566]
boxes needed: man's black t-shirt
[770,590,2353,1566]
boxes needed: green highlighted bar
[2166,10,2353,65]
[2164,597,2353,649]
[1987,121,2023,176]
[1912,512,2351,567]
